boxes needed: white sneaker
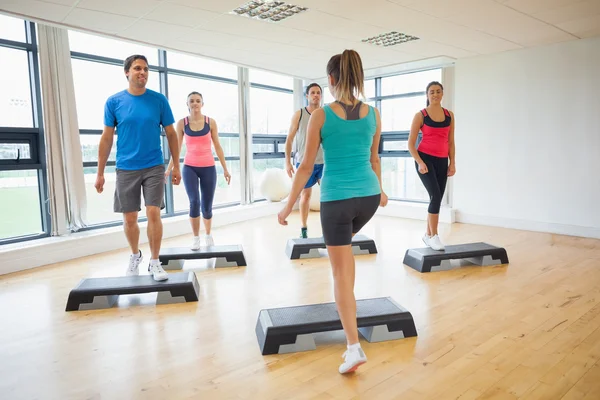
[422,234,431,247]
[205,234,214,247]
[339,347,368,374]
[191,236,201,251]
[127,251,142,276]
[148,261,168,281]
[429,234,445,251]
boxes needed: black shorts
[320,194,380,246]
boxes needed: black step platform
[285,234,377,259]
[403,242,509,273]
[256,297,417,355]
[65,271,199,311]
[159,245,246,270]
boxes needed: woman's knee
[201,208,213,220]
[428,196,442,213]
[189,200,201,218]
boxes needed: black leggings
[415,151,448,214]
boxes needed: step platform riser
[65,272,199,311]
[403,242,509,273]
[286,235,378,260]
[256,297,417,355]
[159,245,247,270]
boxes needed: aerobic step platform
[65,271,199,311]
[285,234,377,259]
[403,242,509,273]
[256,297,417,355]
[159,245,247,270]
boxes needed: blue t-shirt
[104,89,175,170]
[320,105,381,202]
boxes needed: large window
[0,47,34,128]
[249,69,294,201]
[68,31,159,66]
[250,87,293,135]
[0,14,26,42]
[167,51,238,80]
[0,15,48,243]
[250,69,293,90]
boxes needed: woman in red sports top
[408,81,455,251]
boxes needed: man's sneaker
[191,236,201,251]
[300,227,308,239]
[422,234,431,247]
[127,250,142,276]
[205,234,214,247]
[339,347,368,374]
[429,234,445,251]
[148,260,168,281]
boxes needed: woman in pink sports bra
[166,92,231,250]
[408,81,456,251]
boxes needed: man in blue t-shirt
[95,54,181,282]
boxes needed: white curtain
[38,25,87,235]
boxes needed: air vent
[231,1,308,22]
[362,32,419,47]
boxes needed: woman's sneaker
[191,236,201,250]
[429,234,445,251]
[205,234,214,247]
[339,346,367,374]
[422,234,431,247]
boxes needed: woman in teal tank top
[278,49,388,374]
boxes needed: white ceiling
[1,0,599,80]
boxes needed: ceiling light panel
[362,31,419,47]
[231,1,308,22]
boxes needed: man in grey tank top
[284,83,324,239]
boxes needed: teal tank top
[320,104,381,202]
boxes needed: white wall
[453,36,600,239]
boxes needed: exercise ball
[309,183,321,211]
[258,168,291,202]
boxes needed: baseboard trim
[0,201,284,276]
[455,212,600,239]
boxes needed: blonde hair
[326,49,365,104]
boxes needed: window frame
[0,20,51,245]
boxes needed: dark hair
[187,91,203,102]
[305,83,322,95]
[123,54,148,76]
[326,49,364,103]
[425,81,443,106]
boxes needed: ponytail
[326,49,365,104]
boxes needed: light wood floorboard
[1,212,599,399]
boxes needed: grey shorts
[114,164,165,213]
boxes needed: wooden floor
[1,212,600,400]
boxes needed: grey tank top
[294,107,324,164]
